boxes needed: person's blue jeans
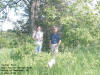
[36,44,42,53]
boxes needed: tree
[0,0,41,34]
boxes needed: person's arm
[32,31,36,39]
[40,37,43,41]
[49,40,52,48]
[32,31,39,40]
[32,33,35,39]
[39,36,43,41]
[49,34,52,48]
[56,35,61,47]
[57,40,61,46]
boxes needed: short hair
[37,26,41,28]
[53,26,58,29]
[53,26,56,28]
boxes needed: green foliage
[0,32,35,60]
[1,0,100,49]
[0,31,100,75]
[61,13,100,47]
[0,32,34,48]
[10,43,36,60]
[10,48,22,60]
[0,44,100,75]
[36,0,100,49]
[60,1,100,47]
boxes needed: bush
[10,43,36,60]
[61,12,100,48]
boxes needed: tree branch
[22,0,30,8]
[0,0,21,12]
[26,0,31,3]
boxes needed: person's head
[53,26,58,33]
[37,26,41,31]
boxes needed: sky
[2,8,18,31]
[1,7,25,31]
[2,21,14,31]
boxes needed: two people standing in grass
[32,26,61,54]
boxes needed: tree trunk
[29,0,40,34]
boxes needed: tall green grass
[0,32,100,75]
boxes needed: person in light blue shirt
[50,26,61,54]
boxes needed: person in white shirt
[32,26,43,53]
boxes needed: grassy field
[0,32,100,75]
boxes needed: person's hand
[49,44,51,48]
[36,38,38,40]
[55,44,59,47]
[40,38,43,41]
